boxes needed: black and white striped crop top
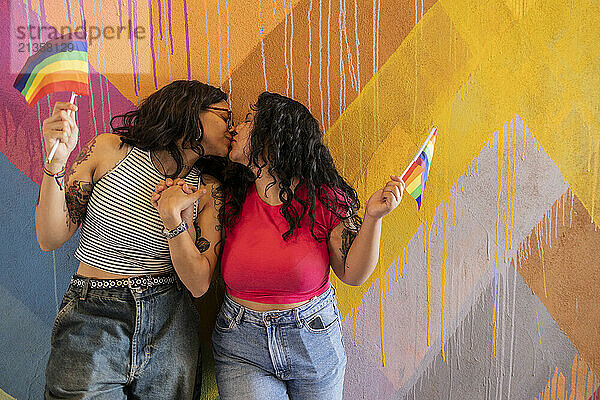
[74,146,201,275]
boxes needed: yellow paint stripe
[441,199,448,361]
[379,278,386,366]
[427,221,432,347]
[505,124,512,262]
[494,131,503,357]
[330,0,600,321]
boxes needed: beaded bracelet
[43,165,66,190]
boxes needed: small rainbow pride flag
[13,32,89,106]
[401,127,438,210]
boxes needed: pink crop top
[221,183,346,304]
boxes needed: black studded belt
[70,272,178,289]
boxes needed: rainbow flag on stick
[13,32,89,162]
[401,127,438,210]
[13,32,89,106]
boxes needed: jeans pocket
[214,308,237,333]
[50,294,78,346]
[302,303,340,334]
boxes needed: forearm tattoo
[211,185,224,232]
[63,199,69,228]
[339,214,362,267]
[65,180,93,226]
[194,224,211,253]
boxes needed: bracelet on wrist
[162,220,188,239]
[43,165,66,190]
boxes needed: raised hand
[365,175,405,219]
[42,102,79,170]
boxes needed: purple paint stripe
[157,0,163,40]
[66,0,73,24]
[77,0,85,26]
[168,0,173,55]
[133,0,141,92]
[183,0,191,79]
[127,0,139,96]
[118,0,123,27]
[148,0,158,88]
[39,0,47,22]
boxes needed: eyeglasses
[206,106,234,130]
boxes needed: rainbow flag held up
[13,32,89,106]
[401,127,438,210]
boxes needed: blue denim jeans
[212,285,347,400]
[45,275,202,399]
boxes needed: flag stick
[400,126,437,180]
[46,92,77,164]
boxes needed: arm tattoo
[65,180,93,226]
[63,200,70,228]
[72,137,97,170]
[63,136,97,184]
[339,214,362,267]
[194,224,211,253]
[211,185,224,232]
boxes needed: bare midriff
[229,294,309,312]
[76,262,146,279]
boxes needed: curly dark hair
[221,92,361,241]
[110,80,228,180]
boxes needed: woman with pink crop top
[153,92,404,400]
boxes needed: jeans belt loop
[234,305,244,325]
[293,308,303,328]
[80,278,90,301]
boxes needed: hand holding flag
[400,127,438,210]
[363,126,437,218]
[365,175,406,219]
[12,32,89,163]
[41,101,80,169]
[45,92,77,162]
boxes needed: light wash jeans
[45,275,202,399]
[212,285,347,400]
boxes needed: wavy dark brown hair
[110,80,228,180]
[222,92,361,241]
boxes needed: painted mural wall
[1,0,599,398]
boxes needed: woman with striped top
[35,80,234,399]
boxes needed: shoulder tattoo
[64,136,97,182]
[211,184,224,207]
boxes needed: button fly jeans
[45,275,201,399]
[212,285,346,400]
